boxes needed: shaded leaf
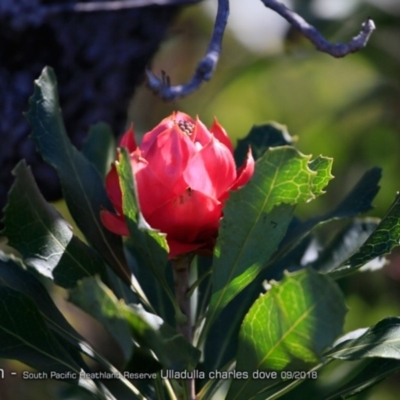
[270,168,382,267]
[124,304,201,371]
[263,218,312,280]
[234,122,293,166]
[0,258,91,369]
[310,218,379,273]
[70,277,200,371]
[59,386,108,400]
[330,192,400,279]
[332,328,369,346]
[326,317,400,360]
[0,285,106,399]
[1,161,108,288]
[125,241,175,326]
[69,276,134,362]
[250,379,310,400]
[227,269,346,400]
[82,122,116,179]
[0,258,85,343]
[0,259,144,399]
[26,67,130,284]
[321,358,400,400]
[207,146,333,333]
[323,168,381,220]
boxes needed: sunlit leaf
[227,269,346,400]
[207,146,333,333]
[308,156,334,196]
[117,148,175,307]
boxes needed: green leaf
[125,240,175,325]
[0,258,146,399]
[326,317,400,360]
[82,122,116,179]
[1,161,108,288]
[270,168,382,267]
[68,276,134,362]
[310,218,379,273]
[0,258,85,342]
[324,168,381,220]
[0,285,106,399]
[117,148,176,309]
[26,67,130,284]
[0,259,93,373]
[58,386,109,400]
[70,277,200,371]
[329,192,400,279]
[308,156,334,196]
[234,122,293,165]
[249,379,310,400]
[207,146,333,334]
[320,358,400,400]
[123,304,201,371]
[202,228,312,376]
[226,269,347,400]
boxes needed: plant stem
[172,254,195,400]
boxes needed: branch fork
[146,0,376,101]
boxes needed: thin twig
[260,0,375,57]
[147,0,375,101]
[146,0,229,101]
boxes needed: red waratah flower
[101,112,254,259]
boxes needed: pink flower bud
[101,112,254,259]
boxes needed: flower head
[101,112,254,258]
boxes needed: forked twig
[260,0,375,57]
[146,0,375,101]
[146,0,229,101]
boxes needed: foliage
[1,66,400,400]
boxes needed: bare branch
[146,0,375,101]
[146,0,229,101]
[260,0,375,57]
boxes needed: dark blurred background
[1,0,400,398]
[0,0,188,214]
